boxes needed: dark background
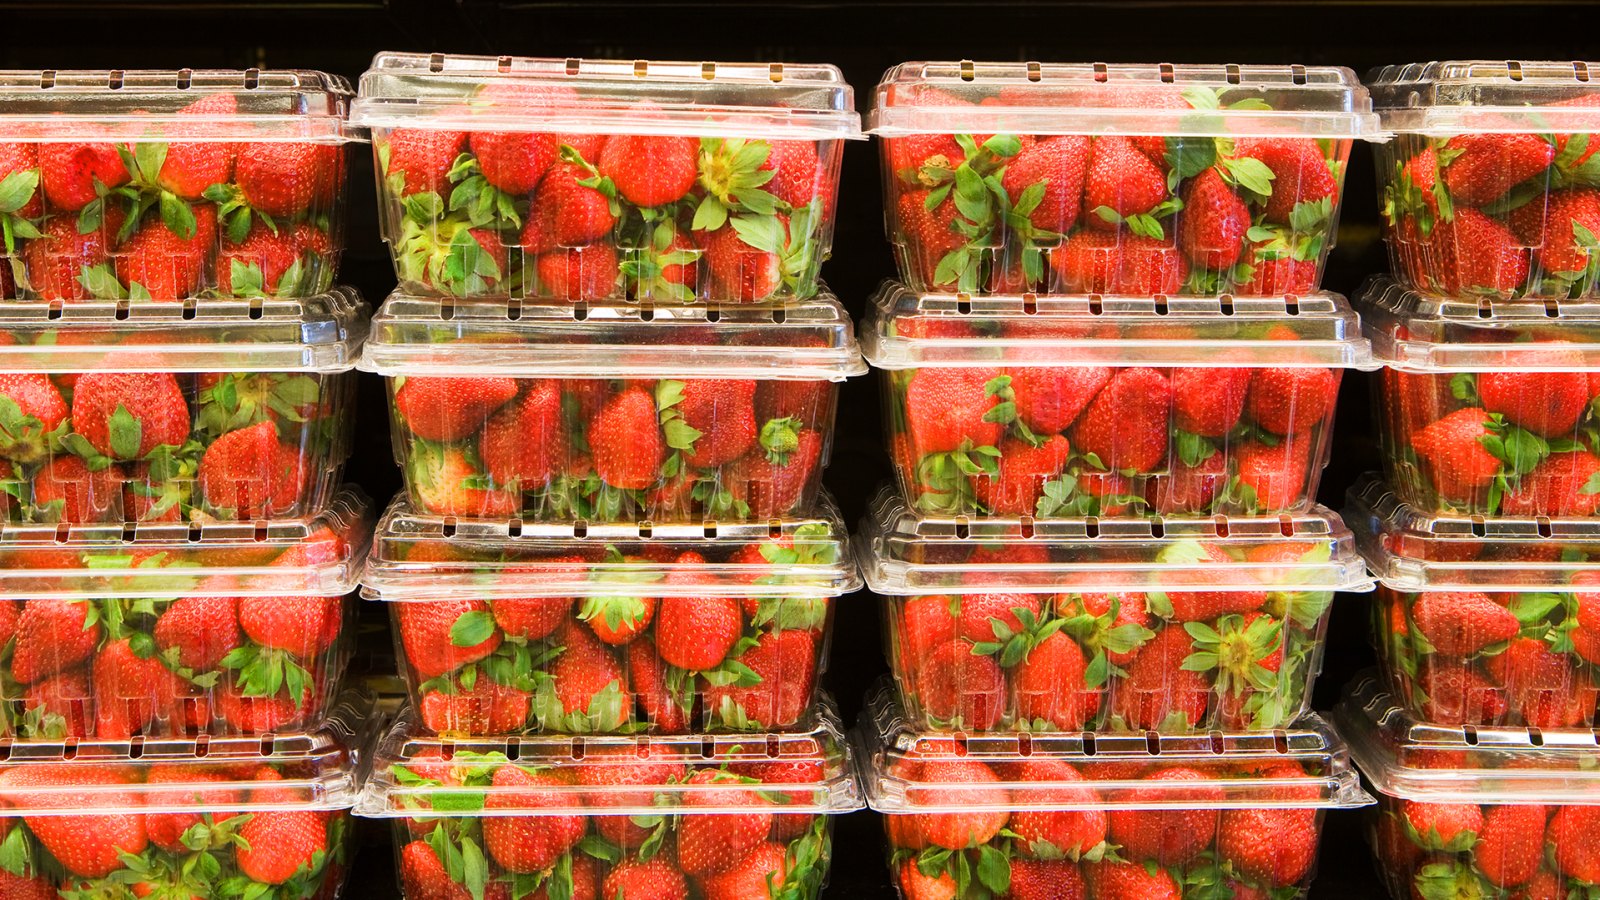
[9,1,1600,895]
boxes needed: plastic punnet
[859,486,1372,733]
[869,61,1378,296]
[358,292,862,523]
[0,486,370,738]
[354,699,860,899]
[865,281,1373,519]
[858,681,1371,900]
[0,69,355,302]
[0,288,367,523]
[362,491,858,735]
[1370,61,1600,301]
[351,52,862,304]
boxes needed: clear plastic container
[1361,275,1600,518]
[1348,475,1600,729]
[354,698,861,899]
[0,689,372,897]
[865,281,1374,518]
[362,491,859,735]
[868,62,1378,296]
[0,486,371,738]
[859,486,1374,733]
[358,292,863,522]
[1333,675,1600,900]
[858,681,1372,900]
[0,288,367,523]
[0,69,354,302]
[350,52,863,304]
[1370,61,1600,301]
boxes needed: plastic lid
[361,491,860,601]
[0,689,374,814]
[0,288,369,374]
[350,52,862,140]
[0,485,371,599]
[357,292,864,380]
[0,69,354,141]
[863,281,1375,370]
[868,61,1378,139]
[856,682,1370,812]
[1358,276,1600,372]
[859,486,1373,595]
[1347,474,1600,590]
[1333,674,1600,803]
[1369,61,1600,134]
[354,696,862,817]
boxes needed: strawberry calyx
[694,137,781,230]
[75,263,155,302]
[394,214,508,298]
[914,440,997,514]
[1056,594,1156,690]
[1410,859,1494,900]
[0,167,42,255]
[907,841,1013,899]
[971,605,1063,668]
[219,641,313,705]
[0,394,71,465]
[759,416,804,465]
[618,215,698,303]
[197,374,321,437]
[445,151,524,230]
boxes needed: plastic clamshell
[1368,60,1600,134]
[353,52,858,305]
[362,294,860,524]
[867,282,1371,519]
[0,290,368,524]
[1359,276,1600,518]
[365,492,855,736]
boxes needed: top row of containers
[6,58,1600,304]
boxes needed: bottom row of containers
[0,675,1593,898]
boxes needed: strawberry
[216,677,311,733]
[154,595,241,672]
[655,592,741,671]
[1179,167,1251,269]
[19,214,111,301]
[1217,804,1319,887]
[492,594,572,641]
[0,763,146,877]
[1112,626,1212,730]
[533,855,598,900]
[913,759,1009,849]
[143,764,243,852]
[1234,438,1311,511]
[396,599,502,679]
[38,140,128,212]
[468,129,559,196]
[0,373,69,463]
[895,188,965,287]
[973,435,1071,515]
[549,621,626,726]
[628,637,690,733]
[1008,366,1109,435]
[1006,859,1086,900]
[11,599,100,684]
[1082,136,1167,228]
[599,852,689,900]
[482,766,587,872]
[408,442,518,518]
[1411,591,1521,657]
[575,747,687,847]
[216,222,305,296]
[400,840,469,900]
[1163,543,1267,621]
[1434,207,1533,295]
[480,379,564,490]
[234,141,334,217]
[1415,662,1509,725]
[1057,591,1153,666]
[1244,366,1337,436]
[536,243,620,302]
[1549,806,1600,882]
[905,367,1004,455]
[418,676,530,734]
[1004,759,1106,859]
[22,669,90,738]
[739,423,823,516]
[1085,861,1181,900]
[1170,367,1251,437]
[898,859,958,900]
[394,376,519,443]
[1106,767,1221,865]
[93,636,191,737]
[597,132,697,207]
[1478,366,1590,437]
[1486,637,1593,728]
[1474,804,1547,888]
[1234,138,1340,224]
[31,455,119,522]
[1050,229,1188,294]
[236,805,328,885]
[1513,188,1600,279]
[675,379,757,468]
[899,595,957,663]
[589,387,666,491]
[914,640,1005,729]
[1404,800,1482,850]
[238,589,340,660]
[1411,407,1504,500]
[761,139,824,208]
[70,371,191,459]
[151,93,239,200]
[675,769,774,876]
[958,591,1044,644]
[1070,367,1171,474]
[698,221,782,302]
[383,129,468,196]
[1014,630,1100,730]
[197,421,301,517]
[520,162,616,253]
[1442,133,1556,207]
[699,841,790,900]
[1002,136,1091,233]
[0,870,54,900]
[705,627,815,728]
[1237,253,1318,295]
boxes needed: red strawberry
[739,424,823,516]
[492,595,572,642]
[11,599,100,684]
[675,769,775,876]
[92,636,190,737]
[1234,438,1312,511]
[1082,136,1167,228]
[1235,138,1340,224]
[418,676,530,734]
[628,637,690,733]
[1002,136,1090,233]
[19,214,111,301]
[143,764,244,852]
[1404,800,1482,849]
[1171,367,1251,438]
[216,222,304,296]
[1008,366,1110,435]
[1411,407,1504,500]
[973,435,1071,515]
[1085,861,1182,900]
[533,855,598,900]
[535,243,620,302]
[1415,662,1509,725]
[895,188,964,287]
[675,379,757,468]
[1057,592,1153,666]
[600,852,690,900]
[31,455,119,522]
[234,142,334,217]
[1217,804,1319,887]
[1549,806,1600,882]
[394,376,519,443]
[915,640,1005,729]
[1244,366,1338,436]
[1411,591,1521,657]
[152,93,239,200]
[1050,229,1188,294]
[1478,366,1590,437]
[761,139,825,208]
[197,421,301,517]
[469,127,559,196]
[579,595,655,646]
[383,129,468,196]
[899,595,957,663]
[235,805,328,885]
[1475,804,1547,888]
[549,621,626,724]
[1070,367,1171,474]
[22,669,89,738]
[482,766,587,872]
[699,222,781,302]
[589,387,666,491]
[905,367,1004,455]
[1015,631,1101,730]
[575,746,687,847]
[1005,858,1086,899]
[1004,759,1106,859]
[70,371,191,459]
[154,595,241,671]
[0,870,54,900]
[597,133,697,207]
[1512,188,1600,280]
[1486,637,1593,728]
[38,140,128,212]
[898,859,958,900]
[699,841,789,900]
[705,628,815,728]
[913,759,1009,849]
[1106,768,1222,865]
[238,592,340,660]
[400,840,469,900]
[216,677,310,733]
[1442,133,1556,207]
[1434,207,1533,295]
[957,592,1042,644]
[480,379,564,490]
[1179,167,1251,269]
[520,162,616,253]
[408,442,518,518]
[1112,626,1212,730]
[1237,253,1318,295]
[0,373,69,463]
[396,599,502,679]
[655,592,741,671]
[0,763,146,877]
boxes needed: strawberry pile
[391,528,836,734]
[1378,123,1600,300]
[885,755,1333,900]
[1376,582,1600,729]
[0,764,350,899]
[391,374,832,521]
[888,347,1341,517]
[390,748,832,900]
[882,87,1346,297]
[0,360,344,523]
[1379,363,1600,517]
[0,94,344,302]
[372,84,837,303]
[0,536,349,738]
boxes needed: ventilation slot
[633,60,649,79]
[1507,60,1525,82]
[1144,732,1161,755]
[1150,519,1165,539]
[769,63,784,84]
[1026,62,1042,82]
[959,60,975,82]
[429,54,447,74]
[176,69,193,90]
[109,70,125,90]
[639,522,653,539]
[1291,65,1308,85]
[507,519,523,538]
[703,522,718,540]
[564,59,580,77]
[1158,63,1175,84]
[701,62,717,81]
[1577,62,1592,83]
[1209,733,1226,754]
[1022,293,1037,315]
[1537,518,1553,538]
[243,68,260,90]
[186,522,203,543]
[1224,64,1242,85]
[1092,63,1108,83]
[1470,516,1487,538]
[1084,518,1099,539]
[496,56,514,74]
[954,517,970,540]
[1213,517,1229,538]
[1273,731,1289,755]
[441,517,457,538]
[956,293,972,316]
[1019,517,1034,539]
[39,70,56,90]
[1462,725,1479,746]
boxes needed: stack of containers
[346,52,869,898]
[0,69,375,897]
[1352,62,1600,897]
[858,61,1385,898]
